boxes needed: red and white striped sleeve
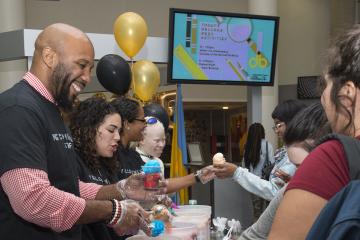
[79,180,102,200]
[1,168,85,232]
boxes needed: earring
[127,126,130,130]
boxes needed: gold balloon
[133,60,160,102]
[113,12,148,58]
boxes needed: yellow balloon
[133,60,160,102]
[113,12,148,58]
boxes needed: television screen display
[168,8,279,86]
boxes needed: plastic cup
[144,172,162,189]
[142,165,162,190]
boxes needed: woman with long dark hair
[243,123,274,220]
[243,123,273,177]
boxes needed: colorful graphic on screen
[171,11,277,84]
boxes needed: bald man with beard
[0,23,152,240]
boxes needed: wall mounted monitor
[168,8,279,86]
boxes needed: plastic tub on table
[126,222,197,240]
[126,235,180,240]
[173,205,211,240]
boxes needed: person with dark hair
[0,23,163,240]
[70,97,123,240]
[269,25,360,239]
[214,100,306,201]
[243,123,274,177]
[269,99,307,182]
[271,99,308,128]
[243,123,274,220]
[71,97,167,239]
[111,97,148,180]
[111,97,214,193]
[70,97,120,184]
[239,103,330,240]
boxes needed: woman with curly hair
[70,97,121,184]
[70,97,164,240]
[69,97,122,240]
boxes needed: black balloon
[144,103,169,131]
[96,54,131,96]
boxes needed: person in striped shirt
[0,23,164,240]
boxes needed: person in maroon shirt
[269,25,360,240]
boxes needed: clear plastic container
[173,205,212,240]
[166,221,198,240]
[126,235,181,240]
[175,205,211,218]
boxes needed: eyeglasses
[146,117,158,125]
[134,118,146,123]
[272,122,285,131]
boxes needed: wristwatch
[194,170,202,183]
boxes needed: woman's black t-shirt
[75,155,122,240]
[117,144,144,180]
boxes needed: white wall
[277,0,331,86]
[25,0,248,37]
[24,0,249,102]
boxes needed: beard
[50,63,77,112]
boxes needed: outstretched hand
[197,165,216,184]
[213,162,238,179]
[116,173,168,201]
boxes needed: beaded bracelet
[107,199,122,226]
[116,201,126,225]
[107,199,116,225]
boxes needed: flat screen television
[167,8,279,86]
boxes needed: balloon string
[131,58,135,93]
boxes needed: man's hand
[111,200,148,236]
[116,173,168,201]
